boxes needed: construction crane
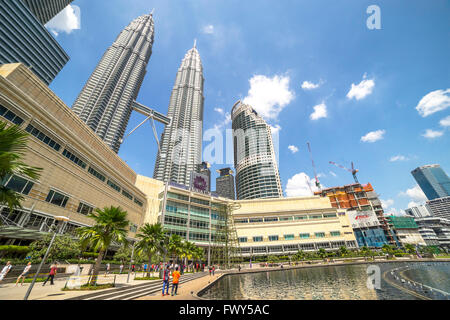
[329,161,359,184]
[306,142,321,190]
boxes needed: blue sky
[48,0,450,215]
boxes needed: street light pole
[24,216,69,300]
[127,242,136,283]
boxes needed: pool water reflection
[200,262,450,300]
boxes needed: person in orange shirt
[171,266,181,296]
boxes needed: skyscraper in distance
[153,41,204,187]
[0,0,69,85]
[72,13,155,153]
[21,0,74,24]
[216,168,236,200]
[411,164,450,200]
[232,101,283,200]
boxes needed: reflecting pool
[200,262,450,300]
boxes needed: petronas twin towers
[73,12,204,186]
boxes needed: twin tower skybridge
[120,101,171,152]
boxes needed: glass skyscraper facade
[411,165,450,200]
[21,0,74,24]
[153,43,204,187]
[0,0,69,85]
[72,13,154,153]
[232,101,283,200]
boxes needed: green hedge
[0,245,30,257]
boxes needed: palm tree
[0,121,41,212]
[180,241,195,269]
[77,206,129,285]
[168,234,183,264]
[316,248,327,259]
[193,246,204,270]
[135,223,166,277]
[338,246,349,257]
[404,244,416,255]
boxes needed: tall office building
[411,165,450,200]
[0,0,69,85]
[153,42,204,186]
[232,101,282,200]
[72,13,155,153]
[216,168,235,200]
[21,0,74,24]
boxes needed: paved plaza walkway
[0,271,162,300]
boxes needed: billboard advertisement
[347,210,380,229]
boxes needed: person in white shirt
[15,262,32,286]
[0,261,12,283]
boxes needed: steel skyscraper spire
[72,13,154,153]
[153,41,204,186]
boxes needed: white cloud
[422,129,444,139]
[346,75,375,100]
[212,112,231,131]
[243,74,295,120]
[440,115,450,127]
[380,199,394,209]
[387,208,406,217]
[361,129,385,143]
[214,107,224,115]
[399,185,427,202]
[389,155,409,162]
[415,89,450,117]
[45,4,81,35]
[202,25,215,34]
[285,172,321,197]
[407,201,421,209]
[270,124,281,135]
[301,80,320,90]
[329,171,337,178]
[288,145,299,154]
[310,102,328,120]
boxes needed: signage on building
[347,210,380,229]
[190,172,209,194]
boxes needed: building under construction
[315,183,397,247]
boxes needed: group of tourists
[161,263,181,296]
[0,261,58,287]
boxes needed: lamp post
[24,216,69,300]
[127,241,136,283]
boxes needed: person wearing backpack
[161,265,171,296]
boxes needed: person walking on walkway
[15,262,32,286]
[0,261,12,285]
[162,265,171,296]
[212,265,215,276]
[119,264,124,274]
[171,266,181,296]
[208,265,212,276]
[42,263,58,286]
[105,263,110,277]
